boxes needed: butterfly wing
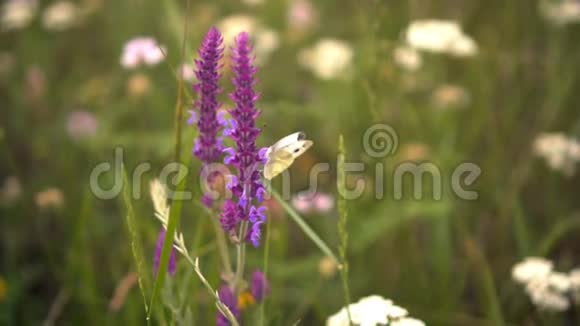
[263,150,295,180]
[263,139,313,180]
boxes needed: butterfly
[263,132,313,180]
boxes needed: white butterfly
[263,132,313,180]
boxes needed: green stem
[209,211,234,278]
[234,221,249,293]
[269,188,341,267]
[258,215,271,325]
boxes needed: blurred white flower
[326,295,424,326]
[217,14,280,64]
[533,132,580,176]
[431,84,470,110]
[525,276,570,311]
[1,176,22,205]
[66,110,98,140]
[1,0,36,31]
[569,268,580,303]
[540,0,580,25]
[391,318,427,326]
[298,38,353,80]
[179,63,196,82]
[512,257,576,312]
[405,19,478,57]
[120,37,166,69]
[218,14,257,45]
[42,1,78,31]
[512,257,553,284]
[393,46,422,71]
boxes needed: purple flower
[191,27,226,208]
[220,32,267,247]
[250,270,270,302]
[153,229,176,276]
[216,285,240,326]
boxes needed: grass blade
[147,156,191,320]
[269,188,341,267]
[121,165,151,319]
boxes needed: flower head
[326,295,425,326]
[533,132,580,176]
[512,257,554,284]
[250,270,270,302]
[291,191,335,214]
[1,0,36,31]
[298,38,353,80]
[220,32,267,247]
[120,37,165,69]
[192,27,225,164]
[42,1,78,31]
[217,285,240,326]
[405,19,478,57]
[153,229,176,276]
[540,0,580,25]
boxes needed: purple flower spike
[220,32,267,246]
[250,270,270,302]
[216,285,240,326]
[154,229,176,276]
[192,27,225,207]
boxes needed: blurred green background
[3,0,580,325]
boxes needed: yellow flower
[237,291,256,310]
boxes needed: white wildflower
[569,268,580,302]
[547,272,572,293]
[42,1,78,31]
[217,14,279,64]
[1,0,37,31]
[391,318,426,326]
[405,19,478,57]
[569,268,580,289]
[525,276,570,311]
[298,38,353,80]
[120,37,166,69]
[326,295,424,326]
[540,0,580,25]
[533,132,580,176]
[394,46,422,71]
[511,257,553,284]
